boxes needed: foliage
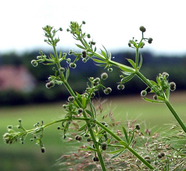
[3,21,186,170]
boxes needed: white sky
[1,0,186,55]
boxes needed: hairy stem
[164,100,186,133]
[95,121,154,169]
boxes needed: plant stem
[82,111,106,171]
[95,121,154,169]
[164,100,186,133]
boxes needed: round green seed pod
[139,26,146,32]
[140,90,147,97]
[169,82,176,91]
[101,72,108,80]
[101,142,107,150]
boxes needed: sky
[1,0,186,55]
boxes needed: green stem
[135,70,153,88]
[164,100,186,133]
[136,70,186,133]
[135,48,139,68]
[95,121,154,169]
[82,111,106,171]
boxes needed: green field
[1,91,186,171]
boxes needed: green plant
[3,21,186,170]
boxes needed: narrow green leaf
[142,97,164,103]
[81,95,86,108]
[65,67,70,80]
[92,58,106,64]
[100,49,107,58]
[43,62,55,65]
[127,58,136,68]
[156,76,160,85]
[85,109,92,116]
[78,124,87,131]
[121,73,135,83]
[118,65,135,73]
[110,149,124,159]
[50,53,55,60]
[76,92,82,101]
[75,44,85,49]
[122,126,129,143]
[150,80,157,86]
[59,51,62,58]
[118,141,128,147]
[109,148,124,154]
[85,146,97,152]
[129,130,135,144]
[138,54,143,69]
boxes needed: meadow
[1,91,186,171]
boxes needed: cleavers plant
[3,21,186,170]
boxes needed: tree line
[0,50,186,106]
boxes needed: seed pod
[41,147,46,153]
[139,26,146,32]
[153,95,158,101]
[107,68,113,72]
[93,156,99,161]
[59,67,65,73]
[69,62,77,69]
[101,72,108,80]
[117,84,125,90]
[148,37,153,44]
[45,81,55,89]
[169,82,176,91]
[101,142,107,150]
[31,60,38,67]
[82,51,87,58]
[140,90,147,97]
[68,96,74,102]
[162,72,169,79]
[135,124,140,130]
[75,135,82,141]
[78,108,83,114]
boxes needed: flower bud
[87,34,91,38]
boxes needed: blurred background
[1,0,186,170]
